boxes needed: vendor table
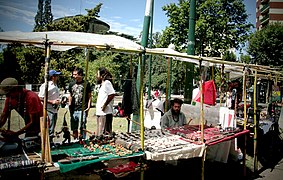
[48,142,144,173]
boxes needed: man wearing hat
[38,69,61,137]
[0,77,43,139]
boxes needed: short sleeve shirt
[96,80,115,116]
[69,80,92,111]
[38,81,60,113]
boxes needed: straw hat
[0,77,18,95]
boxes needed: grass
[6,107,129,141]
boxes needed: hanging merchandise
[193,80,217,106]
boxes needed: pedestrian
[68,67,92,139]
[0,78,43,153]
[38,69,61,137]
[96,67,116,136]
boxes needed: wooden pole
[139,54,145,151]
[41,37,52,163]
[219,64,224,106]
[242,68,247,176]
[200,60,204,142]
[80,48,89,138]
[199,60,205,180]
[253,69,258,173]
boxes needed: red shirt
[3,89,43,136]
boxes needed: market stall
[0,31,282,179]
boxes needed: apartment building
[256,0,283,30]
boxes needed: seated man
[0,78,43,153]
[160,98,187,129]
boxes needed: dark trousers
[104,114,113,134]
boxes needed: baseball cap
[0,77,18,95]
[49,70,61,76]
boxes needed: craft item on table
[0,154,36,170]
[165,125,241,145]
[89,133,116,146]
[105,161,139,177]
[58,159,71,164]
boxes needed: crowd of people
[0,64,189,154]
[0,66,117,151]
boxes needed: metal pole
[147,0,154,100]
[132,0,153,131]
[184,0,196,104]
[165,57,171,112]
[169,57,173,100]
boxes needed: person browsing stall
[160,98,187,129]
[68,67,92,139]
[96,67,116,136]
[38,69,61,137]
[0,78,43,138]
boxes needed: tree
[46,3,102,32]
[223,51,237,62]
[161,0,253,57]
[239,54,251,64]
[34,0,44,32]
[44,0,53,25]
[153,0,254,94]
[247,22,283,66]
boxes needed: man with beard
[95,67,116,136]
[160,98,187,129]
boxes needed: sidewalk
[255,159,283,180]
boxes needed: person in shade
[0,77,43,137]
[0,77,43,154]
[160,98,187,129]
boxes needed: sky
[0,0,256,38]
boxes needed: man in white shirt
[96,67,116,136]
[38,69,61,137]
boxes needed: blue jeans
[47,111,57,136]
[71,111,87,139]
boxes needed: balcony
[260,3,269,14]
[260,14,269,24]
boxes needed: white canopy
[0,31,280,78]
[0,31,144,52]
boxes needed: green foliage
[223,51,236,62]
[161,0,253,56]
[151,0,253,95]
[34,0,53,32]
[239,54,251,64]
[0,44,45,85]
[44,0,53,24]
[34,0,44,32]
[46,3,103,33]
[247,22,283,66]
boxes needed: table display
[115,129,205,161]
